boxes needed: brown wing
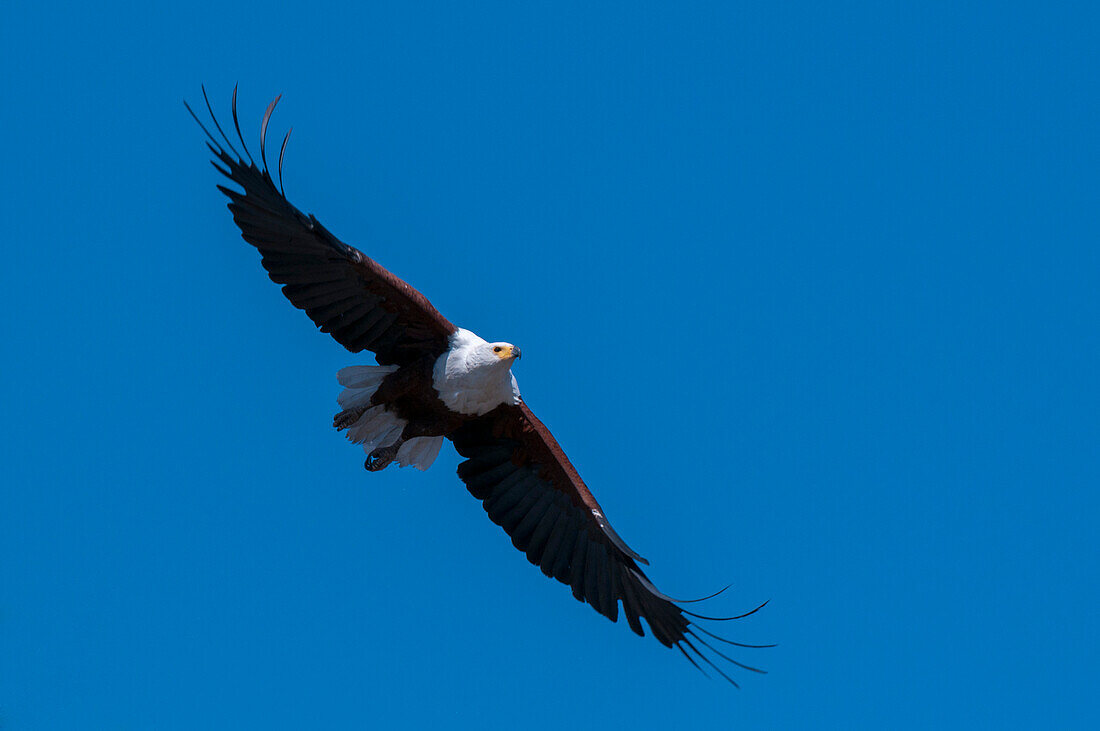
[448,402,772,685]
[187,87,455,366]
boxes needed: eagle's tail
[334,365,443,471]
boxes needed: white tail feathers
[335,365,443,471]
[345,405,404,450]
[337,365,399,409]
[396,436,444,471]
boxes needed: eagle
[187,87,771,685]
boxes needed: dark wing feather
[187,88,455,366]
[449,402,772,685]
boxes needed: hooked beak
[511,346,522,360]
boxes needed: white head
[466,340,522,370]
[434,328,523,416]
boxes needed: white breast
[432,328,521,416]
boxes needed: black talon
[364,442,401,472]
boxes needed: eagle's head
[465,341,520,371]
[434,329,523,415]
[488,342,521,364]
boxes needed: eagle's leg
[365,438,404,472]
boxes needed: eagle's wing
[449,402,772,685]
[188,88,455,366]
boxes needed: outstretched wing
[187,87,455,366]
[448,402,772,685]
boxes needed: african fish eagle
[187,87,771,685]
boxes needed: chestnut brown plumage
[188,86,772,685]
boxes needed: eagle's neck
[432,328,521,416]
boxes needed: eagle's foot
[334,407,368,431]
[364,443,401,472]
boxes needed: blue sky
[2,1,1097,728]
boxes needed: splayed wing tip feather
[690,623,777,649]
[682,637,741,688]
[682,598,770,622]
[201,83,241,160]
[278,127,292,196]
[260,94,282,174]
[665,583,734,604]
[686,629,768,674]
[231,83,254,165]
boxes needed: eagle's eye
[493,346,502,353]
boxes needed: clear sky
[2,1,1097,729]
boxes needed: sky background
[2,1,1097,728]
